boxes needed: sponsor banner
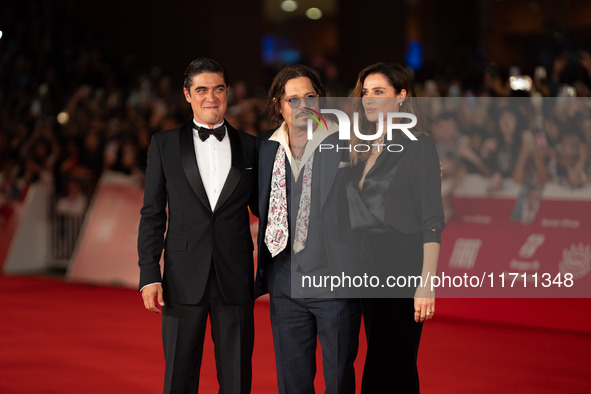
[68,175,146,288]
[0,201,23,271]
[3,182,51,274]
[438,196,591,297]
[69,173,261,289]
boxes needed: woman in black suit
[346,63,445,393]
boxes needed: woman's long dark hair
[349,63,418,165]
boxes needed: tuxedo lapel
[259,138,279,226]
[213,124,243,212]
[319,138,340,209]
[179,121,211,212]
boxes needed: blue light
[405,40,423,71]
[261,34,301,65]
[262,34,277,64]
[280,49,300,64]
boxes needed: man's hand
[141,283,164,313]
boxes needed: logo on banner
[518,234,545,258]
[449,238,482,270]
[559,243,591,279]
[302,107,328,131]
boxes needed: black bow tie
[198,125,226,142]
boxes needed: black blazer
[138,120,258,305]
[348,133,444,243]
[254,130,351,298]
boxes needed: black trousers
[267,255,361,394]
[161,269,254,394]
[361,298,423,394]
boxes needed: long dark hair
[349,63,418,165]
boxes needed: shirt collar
[269,120,337,180]
[193,119,225,130]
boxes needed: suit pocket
[164,237,187,251]
[235,238,254,251]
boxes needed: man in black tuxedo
[138,58,258,393]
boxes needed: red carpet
[1,275,590,393]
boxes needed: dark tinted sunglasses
[286,96,318,109]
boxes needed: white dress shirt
[193,120,232,210]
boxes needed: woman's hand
[417,243,439,322]
[414,288,435,323]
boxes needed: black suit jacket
[254,130,351,298]
[138,120,258,305]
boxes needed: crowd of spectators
[1,3,590,229]
[418,91,591,220]
[416,56,591,187]
[0,3,189,224]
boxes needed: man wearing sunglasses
[285,95,320,107]
[255,65,361,394]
